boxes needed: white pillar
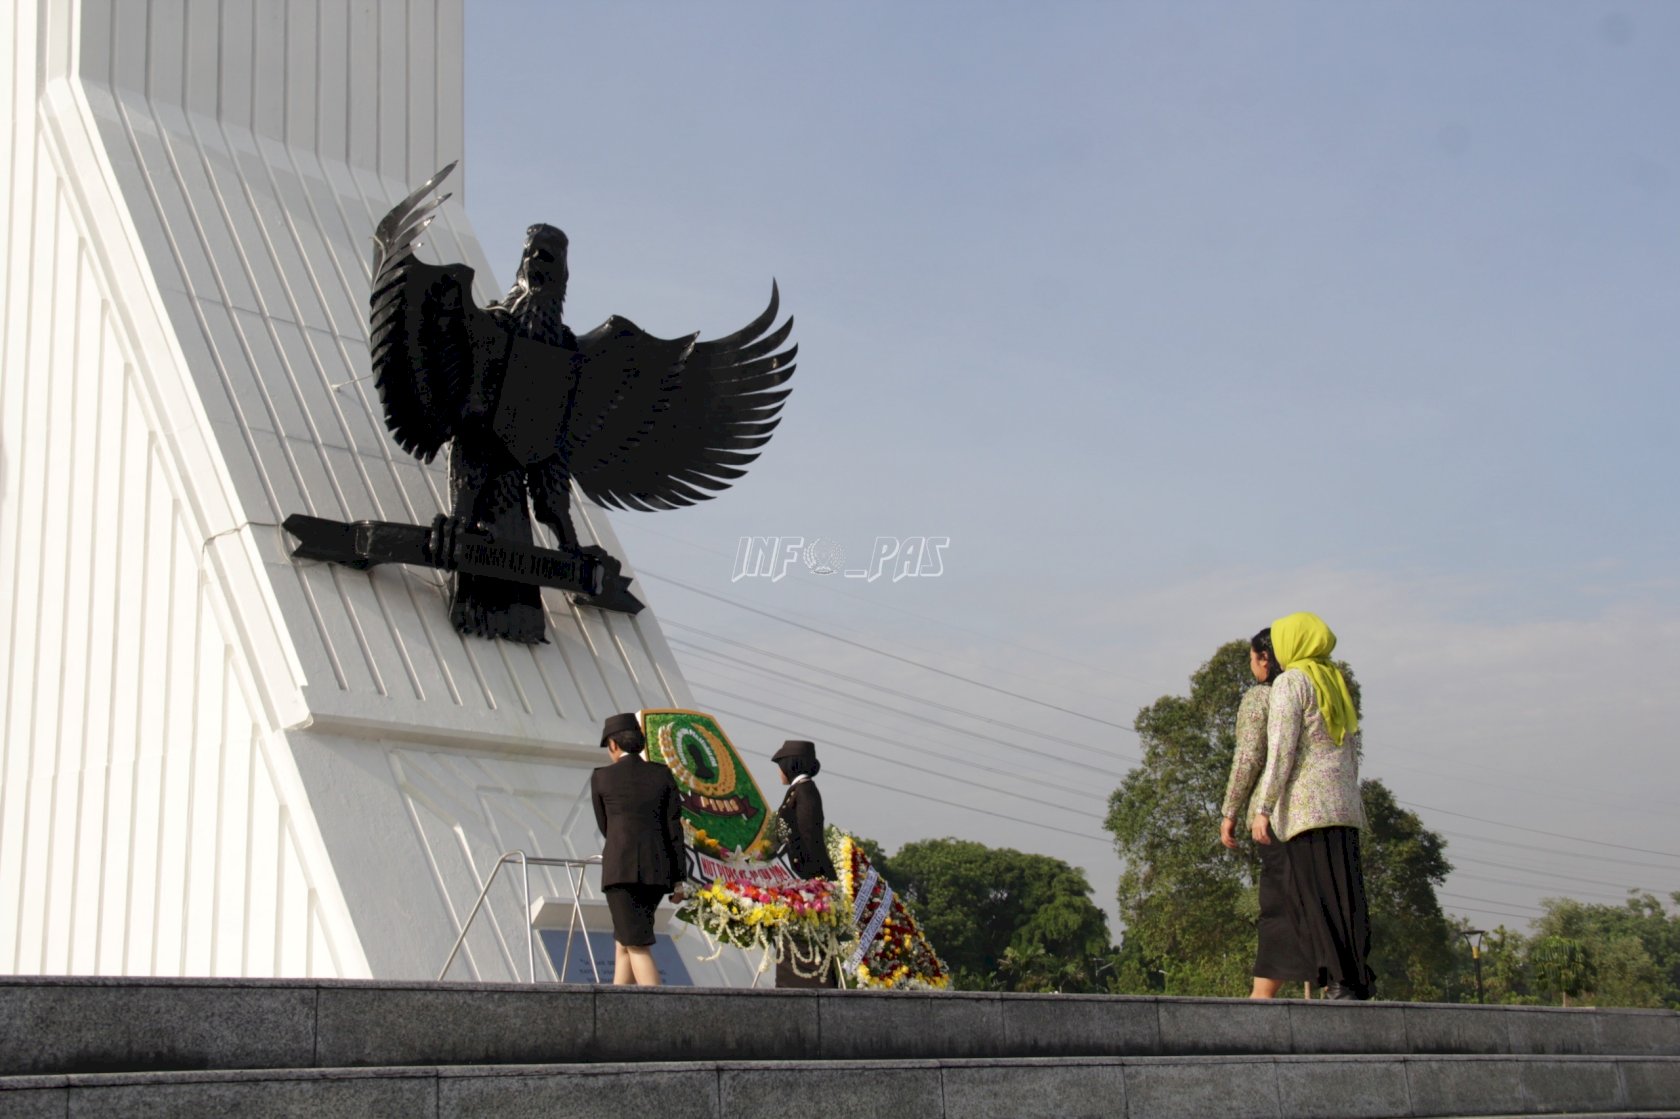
[1,0,732,983]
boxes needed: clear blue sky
[464,2,1680,940]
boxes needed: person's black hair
[609,730,645,755]
[776,754,820,781]
[1250,627,1281,684]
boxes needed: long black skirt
[1254,825,1314,981]
[1282,825,1373,993]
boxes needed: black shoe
[1324,981,1371,1001]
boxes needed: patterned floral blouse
[1220,684,1270,825]
[1254,668,1366,841]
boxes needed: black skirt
[604,884,666,947]
[1254,825,1314,981]
[1282,825,1374,993]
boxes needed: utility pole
[1458,929,1487,1004]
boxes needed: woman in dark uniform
[772,739,838,988]
[591,712,684,986]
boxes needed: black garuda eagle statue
[364,162,796,643]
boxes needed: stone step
[1,1055,1678,1118]
[3,977,1678,1080]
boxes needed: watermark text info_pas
[730,536,950,583]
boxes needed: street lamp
[1458,928,1487,1004]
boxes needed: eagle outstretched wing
[564,285,797,511]
[368,162,493,462]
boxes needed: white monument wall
[1,0,748,984]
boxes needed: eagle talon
[426,514,472,571]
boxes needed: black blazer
[777,780,836,880]
[591,754,684,890]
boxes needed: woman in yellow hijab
[1251,612,1373,1000]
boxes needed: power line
[681,665,1111,808]
[1373,741,1680,815]
[670,622,1673,887]
[1376,758,1677,823]
[674,626,1676,887]
[651,566,1671,861]
[616,518,1152,685]
[634,541,1673,897]
[699,675,1654,908]
[691,657,1671,904]
[1438,892,1547,915]
[1449,871,1646,906]
[668,632,1663,923]
[1432,828,1680,874]
[665,620,1136,767]
[705,702,1111,844]
[1401,800,1680,863]
[1435,898,1542,924]
[641,569,1138,733]
[672,612,1665,889]
[688,665,1108,806]
[670,633,1127,777]
[696,681,1107,816]
[668,628,1128,776]
[1447,852,1676,895]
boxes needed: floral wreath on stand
[643,709,946,988]
[674,815,854,985]
[828,828,949,990]
[643,708,848,983]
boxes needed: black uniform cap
[771,739,817,762]
[600,712,642,748]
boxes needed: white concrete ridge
[1,0,746,984]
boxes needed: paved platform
[2,977,1677,1116]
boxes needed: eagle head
[515,223,570,304]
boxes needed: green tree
[1530,935,1596,1007]
[1104,640,1258,995]
[1533,893,1680,1008]
[996,944,1056,992]
[846,833,891,870]
[1589,933,1664,1009]
[1469,924,1538,1005]
[883,837,1112,989]
[1452,896,1680,1009]
[1360,779,1458,1001]
[995,943,1125,993]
